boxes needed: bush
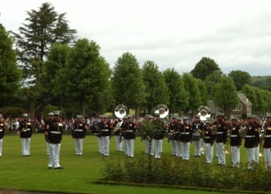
[0,106,26,118]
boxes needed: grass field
[0,133,262,194]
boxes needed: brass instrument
[238,125,247,139]
[197,106,211,121]
[154,104,169,118]
[114,104,127,119]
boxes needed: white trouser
[145,139,154,155]
[122,137,127,155]
[181,142,190,160]
[21,138,31,156]
[97,136,103,154]
[48,143,61,168]
[0,138,3,156]
[205,143,213,164]
[74,138,83,155]
[246,147,256,169]
[216,142,226,165]
[101,136,110,156]
[175,141,182,158]
[46,142,49,155]
[254,145,259,163]
[115,135,122,151]
[126,139,134,157]
[264,148,271,169]
[230,146,240,167]
[153,139,163,158]
[194,140,201,156]
[170,140,176,155]
[201,138,204,154]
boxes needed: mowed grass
[0,133,260,194]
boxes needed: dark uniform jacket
[123,122,136,140]
[244,123,260,148]
[168,121,178,141]
[46,120,63,144]
[263,124,271,148]
[0,122,5,139]
[72,122,87,139]
[192,122,204,141]
[98,121,111,137]
[229,125,242,146]
[153,120,165,140]
[179,124,192,142]
[203,125,216,145]
[114,120,123,136]
[214,121,227,143]
[19,121,32,138]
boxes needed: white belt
[50,131,61,134]
[265,135,271,138]
[102,129,108,132]
[216,132,223,135]
[74,129,83,132]
[193,133,200,136]
[126,130,133,132]
[205,136,211,139]
[230,135,238,137]
[246,135,255,138]
[181,132,190,135]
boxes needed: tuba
[114,104,127,119]
[154,104,169,118]
[197,106,211,121]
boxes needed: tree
[0,24,22,107]
[12,2,76,119]
[163,68,189,116]
[254,88,267,116]
[242,84,258,112]
[212,76,239,118]
[195,79,208,106]
[142,61,169,114]
[182,73,202,114]
[228,70,251,91]
[111,52,146,118]
[190,57,221,80]
[204,70,223,96]
[63,39,111,116]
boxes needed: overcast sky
[1,0,271,76]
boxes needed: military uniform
[72,115,87,155]
[98,115,111,156]
[45,111,63,169]
[123,115,136,157]
[113,119,123,151]
[214,114,227,165]
[0,114,6,157]
[203,120,216,164]
[179,117,192,160]
[141,115,154,156]
[44,112,54,155]
[192,116,204,157]
[18,113,32,156]
[229,117,242,167]
[168,116,178,156]
[153,114,165,159]
[263,116,271,169]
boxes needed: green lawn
[0,133,261,194]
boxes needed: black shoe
[48,167,52,169]
[55,167,63,169]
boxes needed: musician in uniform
[175,117,182,158]
[153,113,165,159]
[263,113,271,169]
[203,119,216,164]
[0,114,7,157]
[113,118,123,152]
[179,116,192,160]
[253,115,261,164]
[45,111,63,169]
[141,114,154,156]
[45,112,54,155]
[192,114,204,157]
[214,113,227,165]
[244,114,260,169]
[123,114,136,157]
[229,116,242,167]
[168,115,178,156]
[18,113,32,156]
[98,115,111,157]
[72,115,87,155]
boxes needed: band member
[91,117,102,154]
[229,117,242,167]
[263,114,271,169]
[192,114,204,157]
[18,113,32,156]
[179,116,192,160]
[168,116,178,156]
[98,115,112,157]
[244,114,260,169]
[0,114,7,157]
[113,118,123,152]
[203,120,216,164]
[45,112,54,155]
[141,115,154,156]
[175,117,182,158]
[123,114,136,157]
[153,113,166,159]
[72,115,87,155]
[45,111,63,169]
[254,116,262,164]
[214,113,227,165]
